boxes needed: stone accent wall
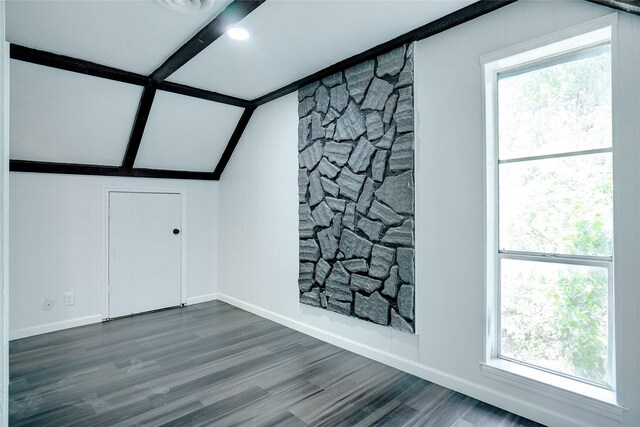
[297,44,415,333]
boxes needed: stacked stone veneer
[297,44,415,333]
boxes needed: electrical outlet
[42,298,55,311]
[64,292,75,306]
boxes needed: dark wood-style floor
[9,301,544,426]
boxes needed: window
[484,24,614,390]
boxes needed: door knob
[173,228,180,235]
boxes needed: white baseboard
[216,293,587,427]
[10,314,103,340]
[186,293,218,305]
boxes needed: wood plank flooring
[9,301,544,426]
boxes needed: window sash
[495,251,614,388]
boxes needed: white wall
[9,173,219,339]
[218,2,640,426]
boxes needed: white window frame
[481,14,625,419]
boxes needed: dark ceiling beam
[10,44,148,86]
[252,0,517,106]
[10,160,216,180]
[213,107,256,180]
[586,0,640,14]
[122,86,157,169]
[157,81,253,108]
[150,0,266,82]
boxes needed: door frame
[102,187,187,320]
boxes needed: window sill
[480,359,625,421]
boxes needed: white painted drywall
[218,2,640,426]
[9,173,219,339]
[0,0,9,423]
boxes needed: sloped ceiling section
[5,0,639,180]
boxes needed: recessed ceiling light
[227,27,250,41]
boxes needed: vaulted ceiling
[6,0,639,180]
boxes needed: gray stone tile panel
[376,124,395,149]
[315,85,330,114]
[347,137,376,173]
[391,309,414,333]
[322,108,341,126]
[298,168,309,203]
[299,140,323,171]
[354,291,390,325]
[331,213,343,238]
[298,115,312,151]
[336,167,365,201]
[317,228,339,261]
[356,178,376,215]
[350,274,382,293]
[356,217,384,242]
[339,229,373,259]
[327,299,351,315]
[318,158,340,179]
[315,258,331,285]
[369,245,396,279]
[395,58,413,89]
[325,262,352,302]
[299,203,316,239]
[298,97,316,118]
[381,219,414,246]
[365,112,384,141]
[335,102,366,141]
[343,202,357,231]
[298,81,320,101]
[361,78,394,111]
[344,60,374,103]
[368,200,404,226]
[299,262,314,292]
[394,99,414,134]
[376,45,406,77]
[308,170,324,207]
[343,258,369,273]
[311,112,325,140]
[320,176,339,198]
[372,150,388,183]
[389,132,413,172]
[325,197,346,213]
[300,239,320,262]
[324,141,352,167]
[375,170,414,215]
[329,83,349,113]
[397,285,414,320]
[382,94,398,125]
[381,265,399,298]
[396,248,414,285]
[311,201,333,227]
[322,72,343,88]
[300,288,321,307]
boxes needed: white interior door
[108,192,182,318]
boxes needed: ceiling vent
[156,0,215,15]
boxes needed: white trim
[186,293,218,305]
[481,361,625,421]
[479,13,618,69]
[9,315,103,341]
[216,293,591,427]
[102,187,188,319]
[482,13,620,412]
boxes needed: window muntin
[495,43,613,387]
